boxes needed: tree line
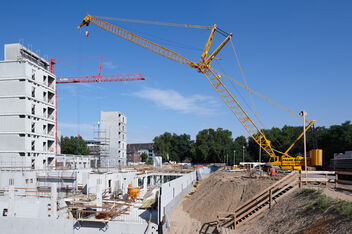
[153,121,352,167]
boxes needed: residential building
[127,143,155,163]
[0,43,56,168]
[100,111,127,166]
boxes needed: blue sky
[1,0,351,143]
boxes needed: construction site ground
[167,169,352,234]
[167,169,280,234]
[233,188,352,234]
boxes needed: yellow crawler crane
[78,15,322,170]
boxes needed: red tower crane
[50,57,145,153]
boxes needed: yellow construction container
[309,149,323,166]
[127,184,139,200]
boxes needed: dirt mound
[234,189,352,233]
[183,170,277,223]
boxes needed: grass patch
[300,188,317,196]
[316,194,333,211]
[336,199,352,219]
[303,191,333,212]
[303,190,352,220]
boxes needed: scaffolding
[93,123,110,168]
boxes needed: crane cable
[212,68,311,123]
[229,38,264,130]
[94,16,212,30]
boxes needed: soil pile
[183,170,277,223]
[234,189,352,233]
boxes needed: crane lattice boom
[78,14,316,163]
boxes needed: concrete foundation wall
[160,171,196,230]
[0,217,149,234]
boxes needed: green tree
[140,152,148,162]
[191,128,234,163]
[146,157,153,165]
[60,136,89,155]
[233,136,249,164]
[318,121,352,165]
[153,132,172,161]
[153,132,193,162]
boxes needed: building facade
[100,111,127,166]
[127,143,155,163]
[0,43,56,168]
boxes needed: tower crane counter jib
[78,14,322,169]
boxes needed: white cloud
[103,61,118,70]
[130,87,218,115]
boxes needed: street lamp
[300,111,307,178]
[233,150,236,166]
[259,136,262,163]
[242,146,245,163]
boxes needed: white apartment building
[100,111,127,166]
[0,43,56,168]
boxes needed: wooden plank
[235,172,297,215]
[302,171,335,175]
[338,179,352,185]
[301,178,328,182]
[336,171,352,176]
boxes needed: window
[25,179,29,184]
[31,105,35,115]
[9,178,14,186]
[31,140,35,151]
[31,87,35,98]
[43,75,47,84]
[32,73,35,80]
[31,123,35,133]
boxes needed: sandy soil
[183,170,277,224]
[234,190,352,234]
[166,201,202,234]
[167,170,278,233]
